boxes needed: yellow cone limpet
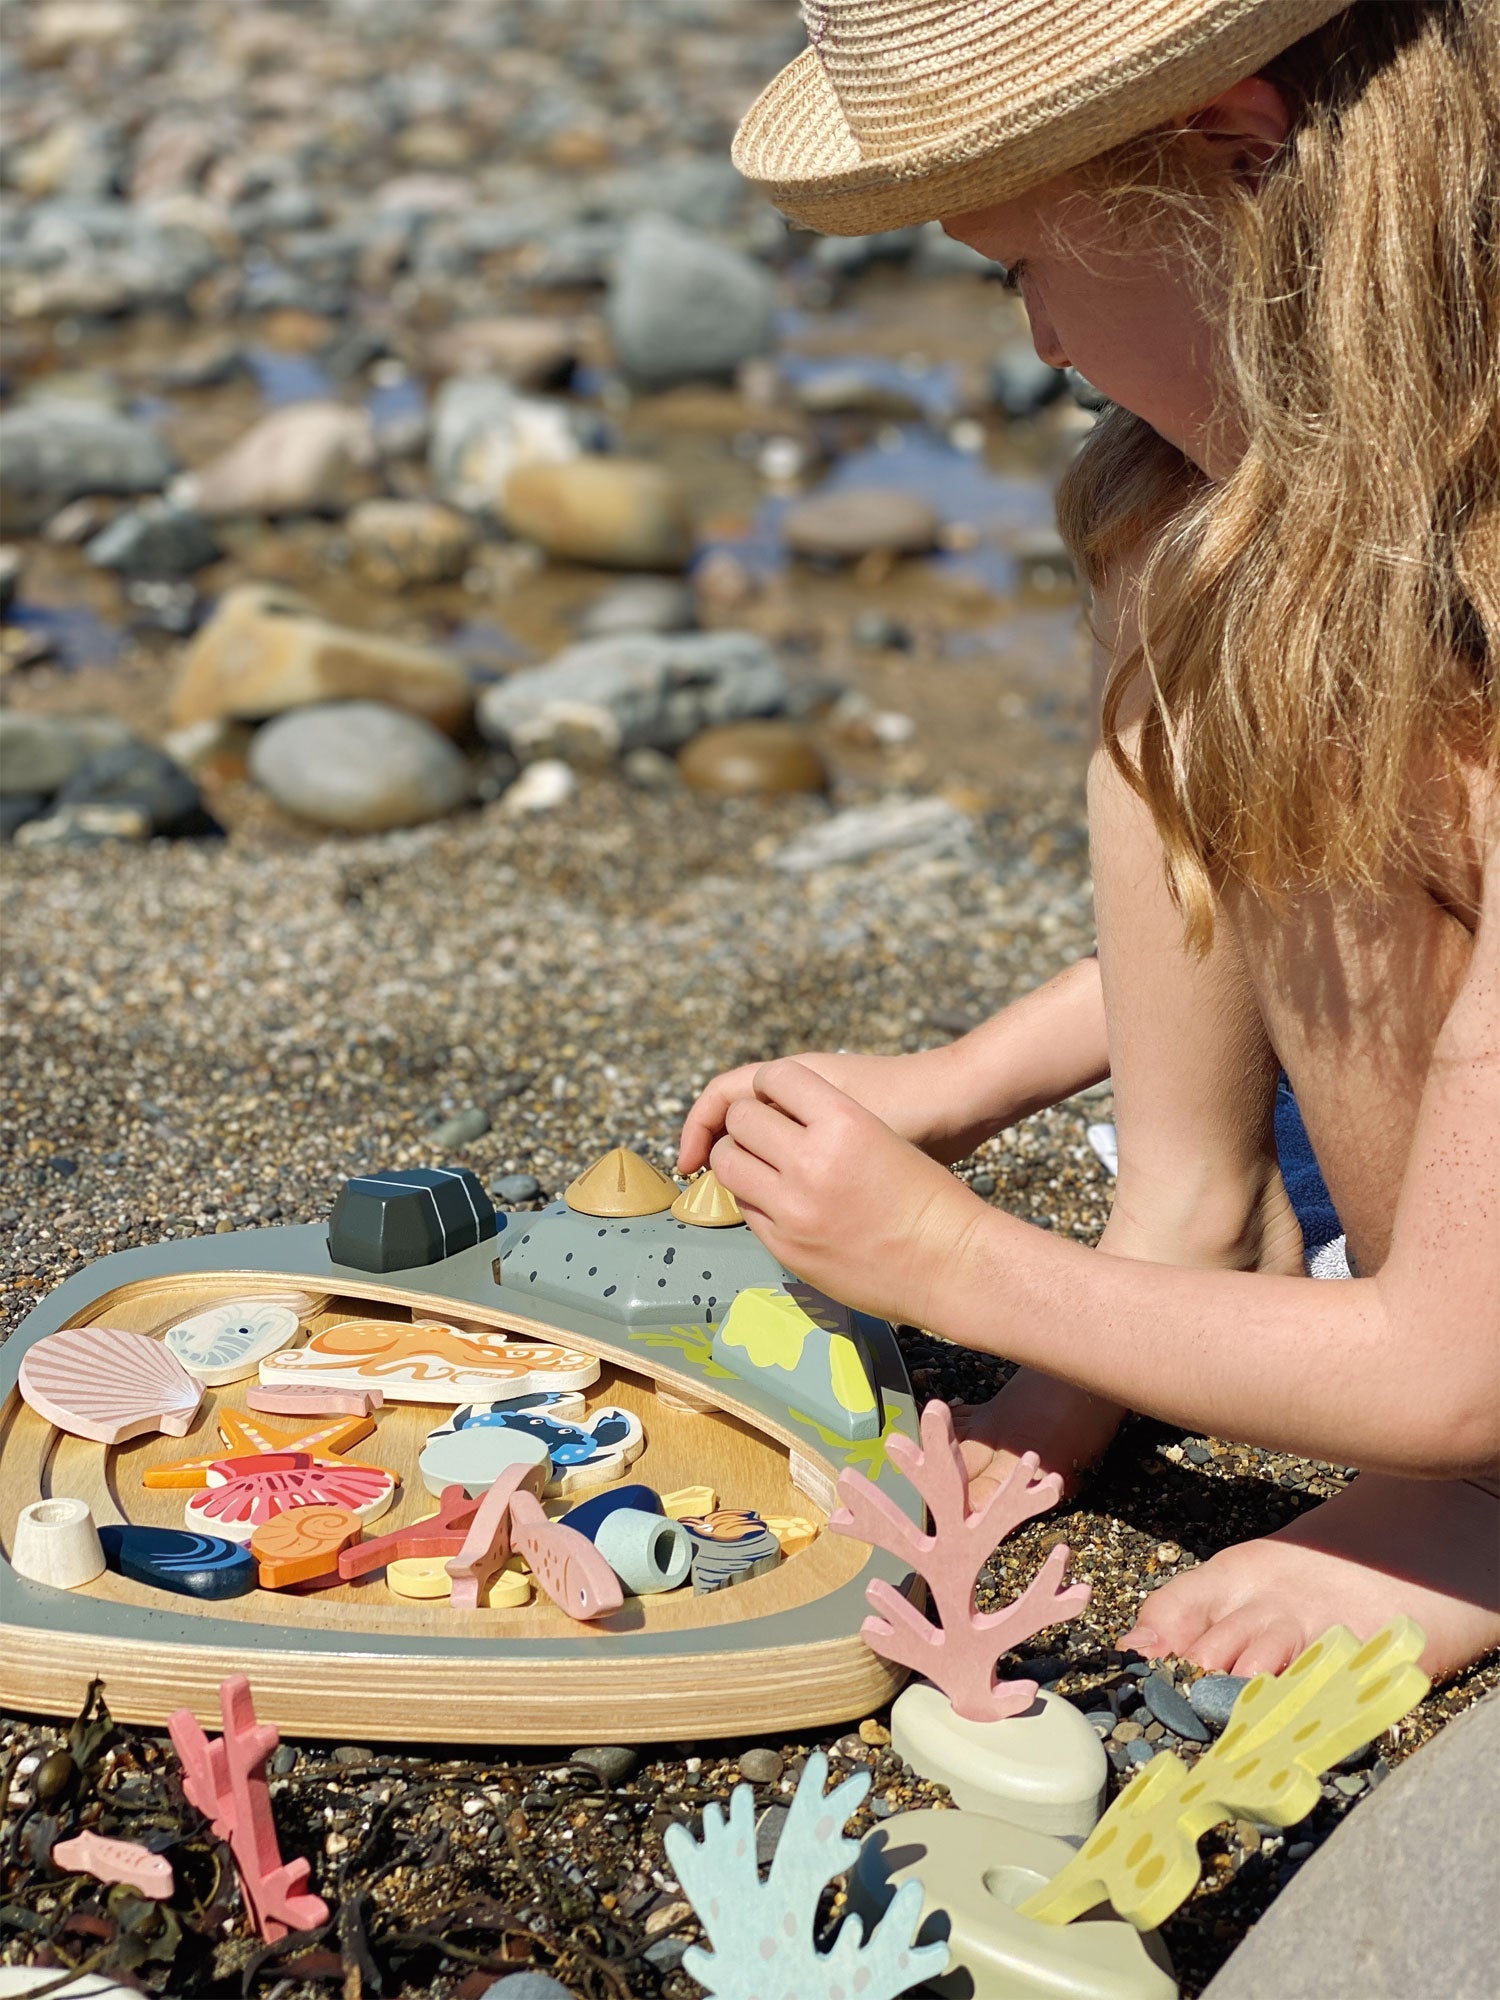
[565,1146,677,1218]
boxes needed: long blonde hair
[1056,0,1499,946]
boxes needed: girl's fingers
[678,1066,757,1172]
[752,1056,848,1123]
[709,1133,781,1215]
[722,1093,801,1170]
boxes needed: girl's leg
[957,742,1302,1497]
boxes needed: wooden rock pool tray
[0,1193,920,1745]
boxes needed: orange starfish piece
[142,1410,376,1489]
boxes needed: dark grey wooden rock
[1203,1690,1500,2000]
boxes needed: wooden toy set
[0,1149,922,1743]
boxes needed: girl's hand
[678,1045,965,1176]
[707,1058,986,1327]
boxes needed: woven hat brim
[732,1,1351,235]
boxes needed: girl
[680,0,1500,1680]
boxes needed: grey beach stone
[773,796,975,874]
[606,213,776,390]
[1189,1674,1250,1732]
[1142,1672,1211,1742]
[85,500,220,576]
[0,404,174,535]
[249,700,470,832]
[430,1106,491,1148]
[477,630,788,761]
[571,1745,637,1784]
[0,711,136,798]
[491,1173,542,1205]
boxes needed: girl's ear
[1172,76,1293,180]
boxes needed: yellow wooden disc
[764,1514,818,1556]
[483,1565,533,1609]
[387,1556,453,1600]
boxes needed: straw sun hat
[733,0,1351,234]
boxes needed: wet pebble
[347,498,477,590]
[737,1747,784,1784]
[1189,1674,1251,1732]
[85,500,220,577]
[1125,1738,1158,1766]
[577,577,695,639]
[502,457,693,572]
[1143,1672,1211,1743]
[678,721,827,798]
[571,1744,637,1784]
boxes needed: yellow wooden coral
[1020,1617,1430,1933]
[564,1146,678,1218]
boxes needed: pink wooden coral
[167,1675,329,1941]
[828,1399,1090,1723]
[444,1457,547,1609]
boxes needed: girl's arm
[709,861,1499,1480]
[678,953,1108,1174]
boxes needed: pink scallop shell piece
[186,1455,397,1542]
[19,1326,203,1445]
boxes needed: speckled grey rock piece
[1203,1692,1500,2000]
[0,403,173,534]
[500,1200,789,1329]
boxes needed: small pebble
[431,1105,490,1148]
[859,1718,891,1746]
[332,1744,372,1767]
[738,1748,784,1784]
[1288,1840,1315,1862]
[571,1744,637,1784]
[1125,1738,1158,1766]
[1082,1710,1114,1736]
[754,1803,789,1865]
[1155,1542,1182,1565]
[270,1745,298,1777]
[643,1938,689,1973]
[1143,1672,1211,1742]
[1332,1772,1367,1798]
[832,1732,868,1761]
[1188,1674,1251,1732]
[644,1898,693,1938]
[970,1172,997,1196]
[1111,1719,1144,1744]
[492,1172,542,1204]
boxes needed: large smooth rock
[0,405,174,535]
[892,1682,1108,1841]
[347,499,477,590]
[478,630,787,761]
[782,485,942,562]
[501,457,693,570]
[0,711,136,798]
[1202,1691,1500,2000]
[428,376,578,514]
[179,403,378,518]
[606,213,775,390]
[172,584,472,732]
[849,1809,1176,2000]
[249,701,470,832]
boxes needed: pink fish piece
[509,1490,623,1622]
[52,1827,174,1898]
[445,1458,549,1610]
